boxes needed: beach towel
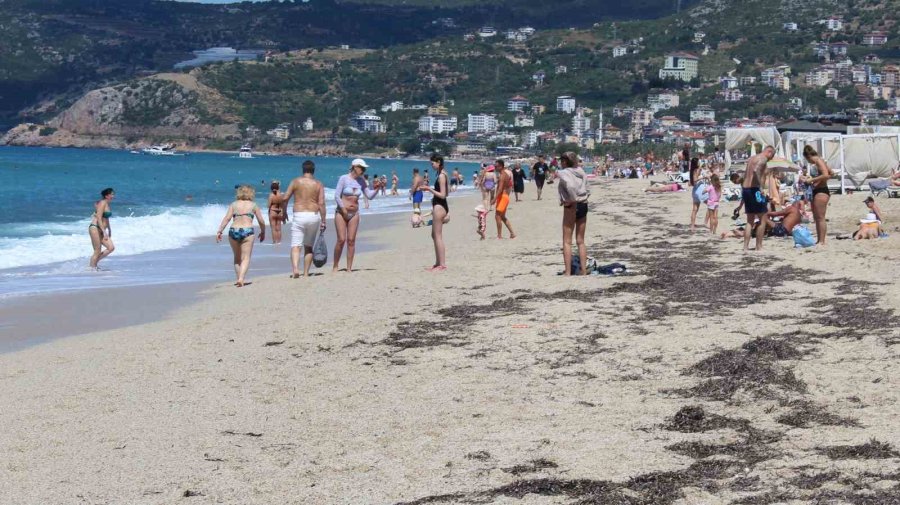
[312,231,328,267]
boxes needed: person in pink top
[704,174,722,235]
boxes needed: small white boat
[239,145,253,159]
[142,143,182,156]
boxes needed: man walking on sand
[742,146,775,251]
[282,160,326,278]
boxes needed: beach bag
[792,226,815,248]
[312,231,328,267]
[693,182,709,203]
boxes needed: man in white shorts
[281,160,326,278]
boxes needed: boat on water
[142,143,184,156]
[239,145,253,159]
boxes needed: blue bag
[792,226,815,248]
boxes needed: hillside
[0,0,690,127]
[4,0,899,152]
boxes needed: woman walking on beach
[803,145,833,246]
[421,154,450,271]
[494,159,516,239]
[333,159,378,272]
[267,180,287,244]
[479,164,497,211]
[512,163,526,202]
[88,187,116,270]
[216,185,266,287]
[557,152,589,276]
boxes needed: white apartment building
[571,114,591,137]
[690,105,715,122]
[351,111,386,133]
[467,114,499,134]
[303,118,314,131]
[771,75,791,91]
[507,95,530,112]
[647,91,680,112]
[612,46,628,58]
[417,115,458,134]
[783,22,798,31]
[825,88,839,100]
[631,108,653,128]
[556,96,577,113]
[267,124,290,140]
[381,101,404,112]
[722,89,744,102]
[659,53,699,81]
[822,17,843,31]
[805,68,835,87]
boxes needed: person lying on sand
[644,182,684,193]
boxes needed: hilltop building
[507,96,530,112]
[690,105,715,122]
[647,91,680,112]
[267,124,290,140]
[659,53,699,81]
[303,118,314,131]
[350,111,386,133]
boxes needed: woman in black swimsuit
[421,154,449,271]
[803,145,833,246]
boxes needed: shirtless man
[742,146,775,251]
[281,160,326,278]
[763,199,804,238]
[391,171,399,195]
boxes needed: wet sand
[1,179,898,504]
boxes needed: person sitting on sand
[763,199,804,238]
[853,196,884,240]
[891,165,900,187]
[216,185,266,287]
[88,187,116,270]
[281,160,326,278]
[644,182,684,193]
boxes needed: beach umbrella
[766,158,801,173]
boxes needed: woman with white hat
[332,158,378,272]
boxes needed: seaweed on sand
[501,458,559,475]
[677,337,807,402]
[662,405,748,433]
[817,439,900,460]
[775,400,860,429]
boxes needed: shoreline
[1,179,898,503]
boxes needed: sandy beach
[2,177,899,504]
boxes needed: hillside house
[478,27,497,38]
[350,111,385,133]
[862,32,888,46]
[821,17,843,31]
[659,52,699,81]
[418,115,458,134]
[612,46,628,58]
[556,96,577,113]
[783,22,798,31]
[825,88,839,100]
[507,95,530,112]
[690,105,715,122]
[647,91,680,112]
[303,118,314,131]
[467,114,498,134]
[514,115,535,128]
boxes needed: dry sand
[1,178,899,504]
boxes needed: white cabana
[724,127,785,170]
[839,134,900,188]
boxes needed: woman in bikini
[803,145,833,246]
[494,159,516,239]
[267,180,287,244]
[333,158,378,273]
[88,187,116,270]
[420,154,450,271]
[479,164,497,211]
[216,185,266,287]
[557,152,589,275]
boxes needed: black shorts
[534,175,545,188]
[450,179,458,186]
[575,201,588,220]
[812,186,829,197]
[742,187,768,215]
[771,223,788,237]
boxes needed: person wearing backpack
[556,152,590,276]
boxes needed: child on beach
[473,204,488,240]
[705,174,722,235]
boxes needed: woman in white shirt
[556,152,590,276]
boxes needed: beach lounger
[868,179,890,197]
[887,186,900,198]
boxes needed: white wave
[0,205,228,270]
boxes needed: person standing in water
[420,154,450,271]
[803,145,833,246]
[333,159,379,273]
[742,146,775,251]
[494,159,516,239]
[267,180,287,244]
[391,171,399,196]
[88,187,116,270]
[282,160,326,278]
[216,185,267,287]
[410,168,424,212]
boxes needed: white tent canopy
[724,127,784,170]
[840,134,900,187]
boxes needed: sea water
[0,147,479,298]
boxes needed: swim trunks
[534,175,545,189]
[291,212,320,248]
[412,190,424,204]
[771,223,788,237]
[496,193,510,213]
[742,187,768,215]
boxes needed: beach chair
[887,186,900,199]
[868,179,890,197]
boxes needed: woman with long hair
[494,159,516,239]
[803,145,833,246]
[333,158,378,272]
[267,180,287,244]
[556,152,589,275]
[420,154,450,271]
[88,187,116,270]
[216,185,266,287]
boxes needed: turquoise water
[0,147,479,298]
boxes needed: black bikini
[432,175,448,212]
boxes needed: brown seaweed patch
[775,400,861,429]
[501,458,559,475]
[662,406,749,433]
[817,439,900,460]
